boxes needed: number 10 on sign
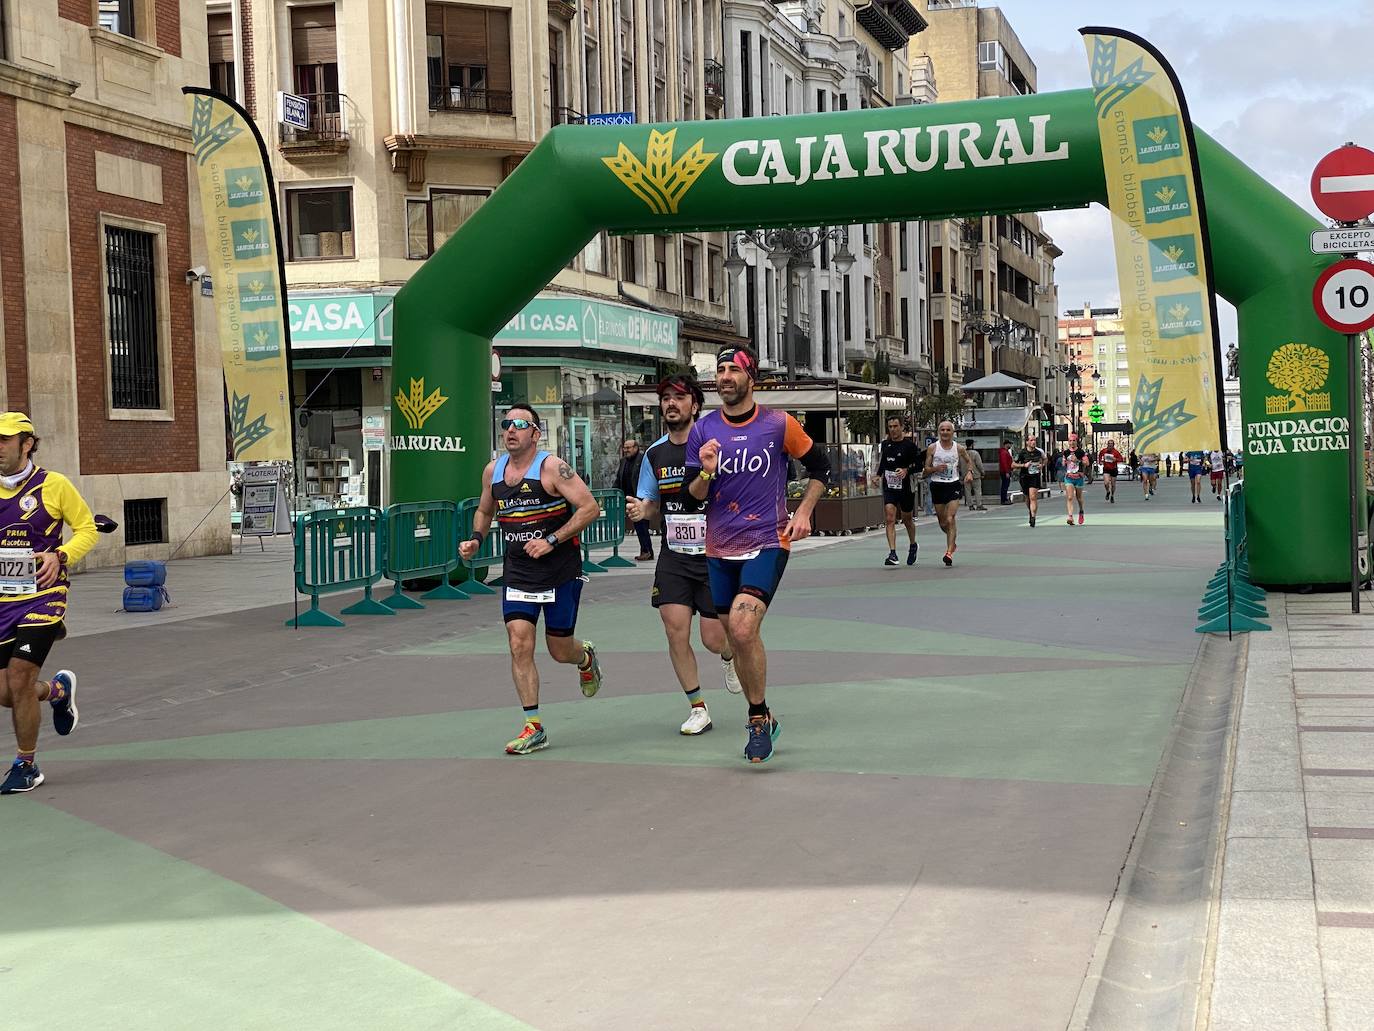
[1314,259,1374,334]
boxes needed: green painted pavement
[45,667,1188,785]
[392,606,1140,663]
[0,802,530,1031]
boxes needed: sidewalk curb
[1068,632,1246,1030]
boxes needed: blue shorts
[1141,467,1157,477]
[1065,476,1084,487]
[502,576,585,636]
[707,548,790,611]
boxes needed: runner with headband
[685,347,830,763]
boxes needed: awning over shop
[963,407,1033,431]
[624,379,909,413]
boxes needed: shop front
[494,295,680,489]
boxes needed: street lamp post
[725,227,856,379]
[960,308,1035,378]
[1050,350,1101,439]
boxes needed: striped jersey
[491,450,582,590]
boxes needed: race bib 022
[0,547,36,596]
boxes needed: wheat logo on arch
[1265,343,1331,415]
[602,129,718,215]
[395,377,448,431]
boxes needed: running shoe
[505,721,548,755]
[1078,513,1085,525]
[906,542,918,566]
[942,551,953,566]
[744,714,781,764]
[578,642,602,697]
[50,670,78,737]
[722,655,742,694]
[0,759,43,794]
[680,705,713,735]
[1067,517,1074,525]
[1029,514,1036,527]
[884,550,899,566]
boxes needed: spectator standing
[964,440,987,511]
[617,438,653,560]
[998,440,1014,505]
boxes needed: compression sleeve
[43,473,99,564]
[798,442,831,485]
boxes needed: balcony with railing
[428,84,514,116]
[704,59,725,109]
[553,106,585,125]
[278,93,349,155]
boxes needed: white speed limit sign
[1314,258,1374,334]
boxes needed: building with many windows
[1057,304,1131,439]
[0,1,233,565]
[910,0,1059,390]
[720,0,933,393]
[207,0,740,495]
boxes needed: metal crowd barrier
[382,501,466,608]
[455,496,504,595]
[582,489,634,573]
[1196,482,1269,634]
[287,506,393,627]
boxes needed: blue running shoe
[906,542,919,566]
[50,670,78,737]
[744,715,781,764]
[1,760,43,794]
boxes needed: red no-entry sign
[1311,145,1374,223]
[1313,258,1374,334]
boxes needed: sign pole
[1349,330,1362,613]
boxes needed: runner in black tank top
[460,403,605,755]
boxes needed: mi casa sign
[721,115,1070,186]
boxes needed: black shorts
[652,552,716,617]
[882,488,916,513]
[1102,467,1118,478]
[1020,474,1043,492]
[0,620,66,668]
[929,481,964,506]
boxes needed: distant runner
[1014,437,1048,528]
[877,415,920,567]
[923,420,974,565]
[1209,447,1226,500]
[1098,439,1123,504]
[1187,450,1204,503]
[1063,433,1088,526]
[1140,452,1160,499]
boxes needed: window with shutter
[291,4,339,117]
[424,3,512,114]
[207,12,236,99]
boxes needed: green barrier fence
[1197,483,1270,634]
[382,501,466,609]
[582,489,634,573]
[287,507,393,627]
[455,496,504,596]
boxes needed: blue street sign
[585,111,636,126]
[278,91,310,130]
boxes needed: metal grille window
[105,225,162,410]
[124,498,167,546]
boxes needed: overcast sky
[979,0,1374,344]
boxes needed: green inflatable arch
[390,86,1354,587]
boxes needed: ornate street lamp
[1050,349,1102,438]
[724,227,856,378]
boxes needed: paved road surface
[5,475,1226,1030]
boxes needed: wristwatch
[57,550,68,567]
[545,533,560,549]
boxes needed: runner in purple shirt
[684,347,830,764]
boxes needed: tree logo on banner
[190,95,242,166]
[602,129,718,215]
[1131,374,1196,452]
[1265,343,1331,415]
[1087,36,1154,118]
[229,390,272,457]
[395,377,448,431]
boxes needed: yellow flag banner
[1079,28,1224,454]
[183,88,293,461]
